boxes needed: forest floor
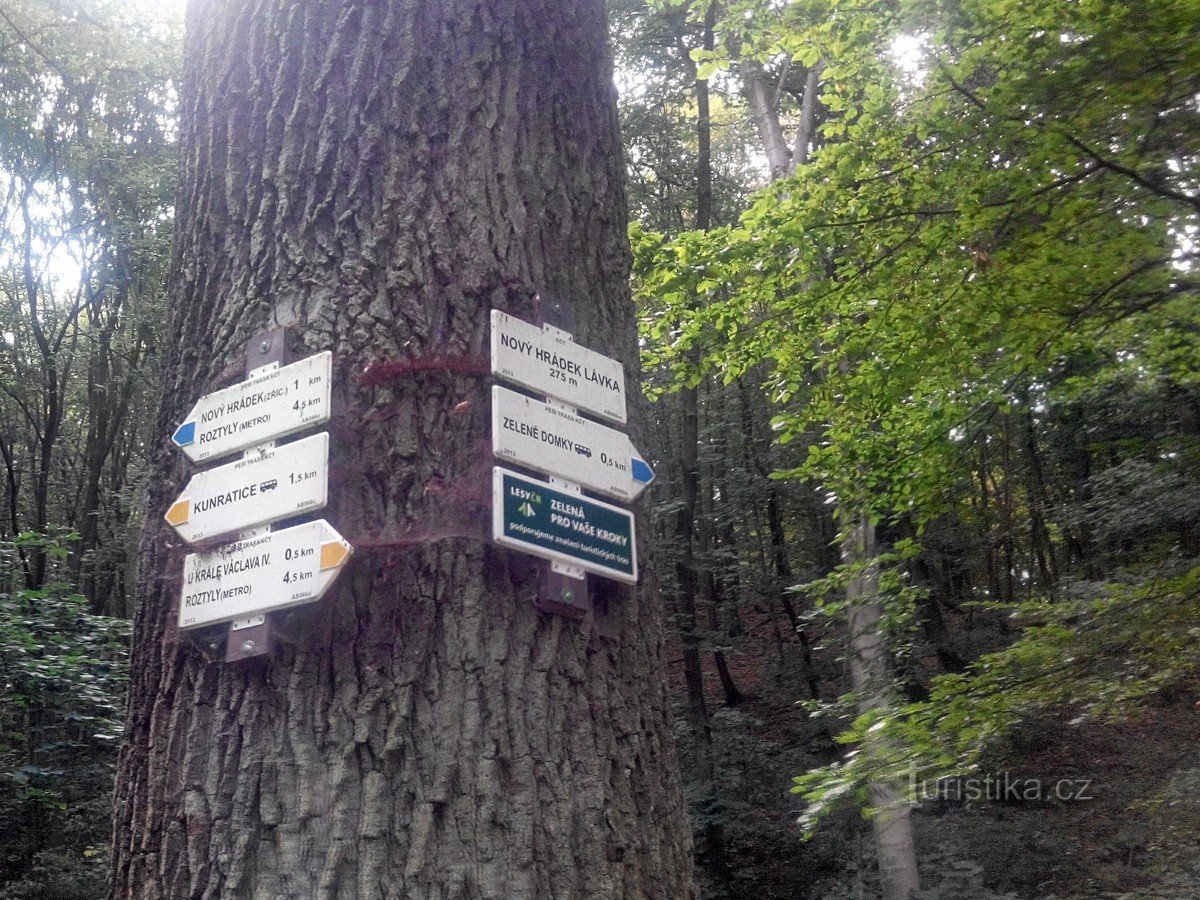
[665,604,1200,900]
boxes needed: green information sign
[492,466,637,583]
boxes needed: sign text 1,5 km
[490,310,627,424]
[179,519,352,629]
[164,432,329,544]
[492,466,636,583]
[171,351,332,463]
[491,386,654,502]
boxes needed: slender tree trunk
[740,58,822,179]
[665,2,729,878]
[1019,391,1057,594]
[1000,416,1017,602]
[791,62,823,169]
[110,2,694,897]
[741,61,791,180]
[737,48,919,891]
[842,516,921,900]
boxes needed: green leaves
[635,0,1200,837]
[638,0,1200,522]
[791,563,1200,832]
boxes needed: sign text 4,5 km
[171,351,331,463]
[179,519,352,629]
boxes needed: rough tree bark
[110,1,695,897]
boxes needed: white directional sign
[165,432,329,544]
[178,519,353,630]
[171,351,332,463]
[490,310,627,424]
[491,386,654,502]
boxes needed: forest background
[1,0,1198,897]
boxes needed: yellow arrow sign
[178,519,354,630]
[320,539,351,570]
[165,499,190,526]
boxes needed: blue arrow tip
[173,421,196,447]
[632,457,655,484]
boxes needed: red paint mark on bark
[359,356,489,386]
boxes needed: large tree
[110,1,694,896]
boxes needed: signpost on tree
[164,431,329,543]
[490,309,627,423]
[112,3,694,895]
[178,519,352,630]
[487,296,653,616]
[492,466,637,583]
[170,351,332,463]
[491,385,653,502]
[164,331,351,662]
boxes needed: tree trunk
[843,516,921,900]
[735,40,918,894]
[110,2,694,897]
[664,3,728,878]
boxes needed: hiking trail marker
[164,432,328,544]
[171,351,331,464]
[166,331,350,662]
[492,385,654,502]
[489,298,652,615]
[178,520,352,630]
[490,309,627,424]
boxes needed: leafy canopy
[634,0,1200,827]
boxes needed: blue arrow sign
[168,352,332,464]
[631,457,654,485]
[491,386,656,502]
[173,421,196,447]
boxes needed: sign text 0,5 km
[491,386,653,502]
[171,351,332,464]
[179,519,352,629]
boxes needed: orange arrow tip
[320,540,351,570]
[165,499,190,526]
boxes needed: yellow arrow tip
[320,540,351,570]
[165,499,190,526]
